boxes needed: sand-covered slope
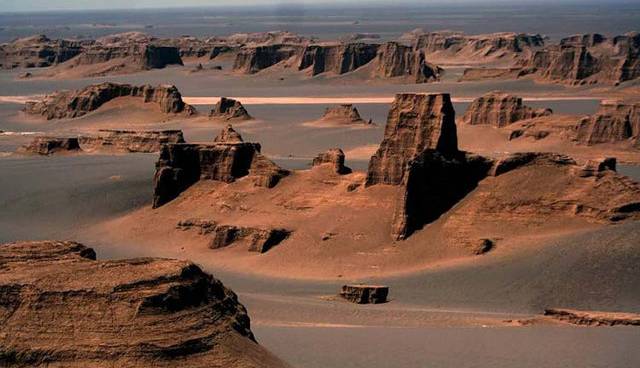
[0,240,288,368]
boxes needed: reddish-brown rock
[0,35,86,69]
[24,82,196,119]
[79,129,185,153]
[312,148,352,174]
[574,101,640,146]
[374,42,441,83]
[319,104,368,125]
[19,137,81,155]
[298,43,379,76]
[462,91,552,127]
[340,284,389,304]
[210,98,252,120]
[233,44,304,74]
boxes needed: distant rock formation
[462,91,552,127]
[459,67,526,81]
[312,148,352,174]
[177,219,290,253]
[524,32,640,85]
[544,308,640,326]
[298,43,379,76]
[0,240,287,367]
[0,35,86,69]
[365,93,492,239]
[490,152,577,176]
[19,137,81,155]
[79,129,185,153]
[226,31,310,46]
[574,101,640,146]
[24,82,196,119]
[210,97,252,120]
[153,125,288,207]
[318,104,369,125]
[340,284,389,304]
[374,42,441,83]
[233,44,304,74]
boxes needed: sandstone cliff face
[574,102,640,146]
[312,148,352,174]
[298,43,379,76]
[19,137,81,155]
[0,35,86,69]
[153,125,288,207]
[79,129,185,153]
[525,32,640,85]
[210,98,252,120]
[0,240,287,368]
[24,82,196,119]
[366,93,459,186]
[462,91,552,127]
[374,42,441,83]
[233,44,304,74]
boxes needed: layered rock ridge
[0,240,287,368]
[79,129,185,153]
[153,125,289,208]
[24,82,196,120]
[462,91,552,127]
[574,101,640,147]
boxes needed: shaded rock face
[0,240,286,368]
[340,285,389,304]
[233,44,303,74]
[525,32,640,85]
[19,137,81,155]
[140,44,183,69]
[153,126,288,208]
[575,157,617,178]
[298,43,379,76]
[320,104,367,125]
[177,219,290,253]
[24,82,195,120]
[462,91,552,127]
[365,93,493,239]
[210,98,252,120]
[312,148,352,174]
[374,42,441,83]
[412,31,545,61]
[79,129,185,153]
[366,93,459,186]
[574,102,640,146]
[0,35,86,69]
[491,152,576,176]
[544,308,640,326]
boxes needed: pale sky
[0,0,603,13]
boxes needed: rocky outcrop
[177,219,290,253]
[0,240,287,367]
[411,31,545,63]
[374,42,441,83]
[524,32,640,85]
[0,35,86,69]
[366,93,459,186]
[24,82,196,119]
[79,129,185,153]
[491,152,576,176]
[298,43,379,76]
[574,157,617,177]
[153,125,288,207]
[312,148,352,174]
[210,98,252,120]
[365,93,493,239]
[19,137,81,155]
[139,44,183,69]
[226,31,310,46]
[459,67,527,81]
[574,101,640,146]
[340,284,389,304]
[233,44,304,74]
[319,104,369,125]
[462,91,552,127]
[544,308,640,326]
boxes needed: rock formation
[462,91,552,127]
[233,44,304,74]
[544,308,640,326]
[298,43,379,76]
[524,32,640,85]
[79,129,185,153]
[153,125,288,207]
[312,148,352,174]
[340,285,389,304]
[210,98,252,120]
[0,240,287,367]
[318,104,369,125]
[0,35,86,69]
[374,42,441,83]
[19,137,81,155]
[365,93,493,239]
[24,82,196,119]
[177,219,290,253]
[574,101,640,146]
[574,157,617,178]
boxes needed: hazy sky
[0,0,608,13]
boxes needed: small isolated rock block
[340,284,389,304]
